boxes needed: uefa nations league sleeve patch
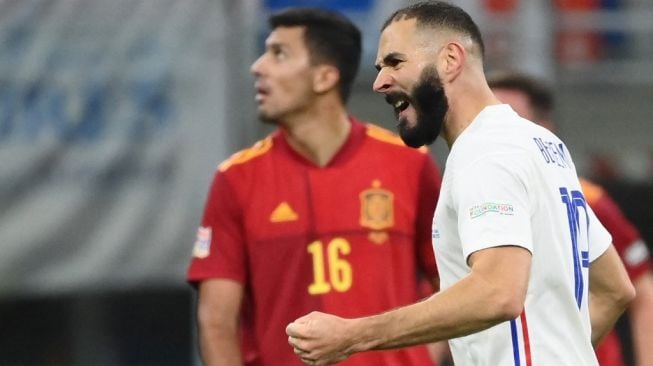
[192,226,212,258]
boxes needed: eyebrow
[374,52,405,71]
[266,42,284,51]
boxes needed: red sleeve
[187,170,247,285]
[416,154,442,282]
[590,192,652,280]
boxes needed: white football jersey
[432,105,611,365]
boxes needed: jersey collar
[274,116,366,168]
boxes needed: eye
[387,59,402,69]
[379,53,406,71]
[269,45,286,60]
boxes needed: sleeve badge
[192,226,212,258]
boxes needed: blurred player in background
[187,7,442,366]
[286,2,635,365]
[489,70,653,366]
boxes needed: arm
[629,271,653,365]
[420,271,450,364]
[197,278,245,366]
[588,245,636,346]
[287,246,531,364]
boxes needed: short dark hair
[487,71,554,121]
[269,7,362,102]
[382,1,485,59]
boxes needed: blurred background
[0,0,651,364]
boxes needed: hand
[286,311,354,365]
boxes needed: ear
[312,64,340,94]
[439,41,466,82]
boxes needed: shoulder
[218,135,275,173]
[454,114,554,165]
[364,123,429,155]
[579,177,606,205]
[448,133,533,184]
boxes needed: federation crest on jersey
[360,180,394,243]
[192,226,212,258]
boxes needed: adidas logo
[270,202,298,222]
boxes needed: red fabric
[595,332,624,366]
[188,118,442,366]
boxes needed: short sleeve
[452,154,533,261]
[187,171,247,285]
[585,203,612,262]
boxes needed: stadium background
[0,0,651,364]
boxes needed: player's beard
[387,66,448,148]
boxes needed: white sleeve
[452,153,533,261]
[585,203,612,262]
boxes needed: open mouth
[254,81,270,101]
[254,87,269,102]
[393,98,410,113]
[385,92,411,114]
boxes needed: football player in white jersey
[286,2,635,365]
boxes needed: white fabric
[432,105,611,365]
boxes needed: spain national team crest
[193,226,212,259]
[359,180,394,244]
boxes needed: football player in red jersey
[489,70,653,366]
[187,7,442,366]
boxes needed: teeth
[393,99,408,110]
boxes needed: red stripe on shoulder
[218,135,274,172]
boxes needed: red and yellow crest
[359,180,394,232]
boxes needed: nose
[372,69,394,93]
[250,54,264,76]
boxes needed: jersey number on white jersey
[560,187,590,309]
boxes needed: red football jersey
[581,178,652,366]
[188,118,442,366]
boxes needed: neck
[280,97,352,167]
[442,69,502,149]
